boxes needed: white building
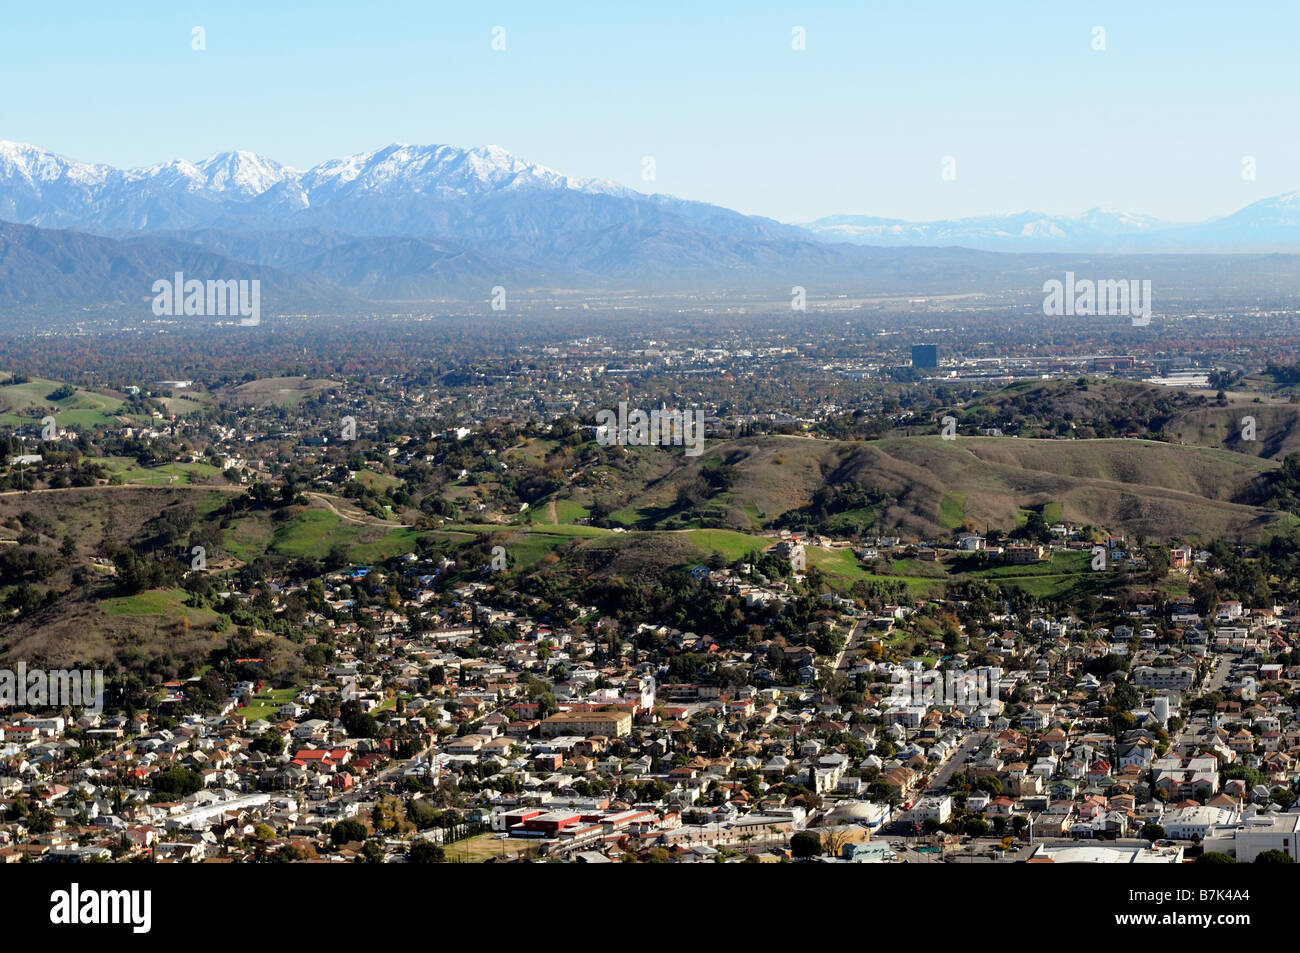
[1029,843,1183,864]
[1131,666,1196,692]
[1203,812,1300,862]
[912,796,952,824]
[1161,805,1240,840]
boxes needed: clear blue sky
[2,0,1295,223]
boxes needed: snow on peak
[297,142,634,198]
[195,150,294,196]
[0,140,112,187]
[0,140,642,211]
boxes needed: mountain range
[803,195,1300,253]
[4,139,1300,315]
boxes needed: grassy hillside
[1168,401,1300,459]
[1,426,1296,670]
[958,376,1300,460]
[221,377,340,407]
[590,433,1286,543]
[0,378,147,429]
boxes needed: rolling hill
[581,433,1289,543]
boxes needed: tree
[340,699,380,738]
[1140,823,1166,843]
[823,824,855,857]
[331,819,368,846]
[408,799,440,830]
[790,831,823,858]
[252,731,285,757]
[1195,852,1235,864]
[1255,849,1295,864]
[408,841,445,863]
[371,795,411,834]
[151,767,203,797]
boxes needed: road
[1204,653,1232,694]
[306,491,402,527]
[834,619,869,674]
[925,732,987,793]
[0,482,244,497]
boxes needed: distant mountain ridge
[0,220,349,316]
[6,140,1300,315]
[0,140,750,236]
[805,194,1300,252]
[0,140,844,297]
[8,140,1300,254]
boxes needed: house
[1004,544,1048,565]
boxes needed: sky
[2,0,1296,224]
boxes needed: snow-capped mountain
[8,140,1300,254]
[1183,191,1300,249]
[6,139,1300,316]
[298,143,631,199]
[0,140,645,234]
[0,140,836,305]
[193,150,298,198]
[0,139,831,280]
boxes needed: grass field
[548,499,590,524]
[441,832,536,863]
[938,491,966,530]
[680,528,770,561]
[226,377,339,407]
[222,506,420,563]
[0,379,145,430]
[269,509,353,557]
[507,438,560,463]
[496,532,571,569]
[884,557,948,577]
[103,458,224,486]
[100,587,221,625]
[101,589,190,616]
[349,527,425,563]
[804,548,1105,599]
[355,470,401,491]
[238,687,300,722]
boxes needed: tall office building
[912,344,939,368]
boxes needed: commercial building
[1131,666,1197,692]
[1161,805,1240,840]
[912,344,939,369]
[1027,843,1183,863]
[1203,813,1300,862]
[912,796,953,824]
[539,710,633,738]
